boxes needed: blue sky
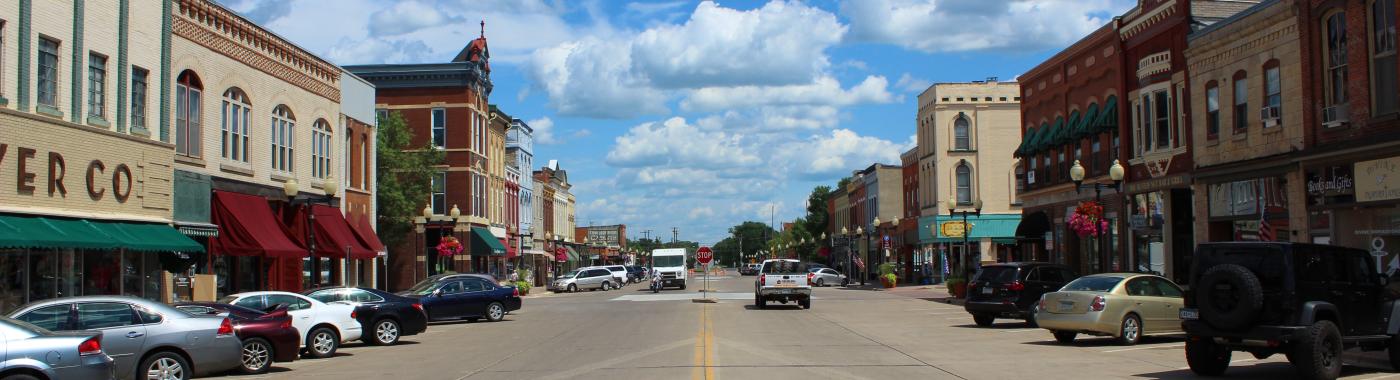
[216,0,1135,245]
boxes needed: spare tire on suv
[1197,263,1264,331]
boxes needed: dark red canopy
[210,191,306,258]
[304,205,376,260]
[351,214,385,253]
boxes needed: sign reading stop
[697,246,713,264]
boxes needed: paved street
[226,271,1400,380]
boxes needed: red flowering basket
[1068,201,1108,238]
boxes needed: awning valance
[0,215,203,252]
[176,222,220,238]
[918,214,1023,244]
[209,191,305,258]
[470,227,506,256]
[94,222,206,253]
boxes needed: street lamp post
[283,178,339,287]
[947,197,983,278]
[1070,159,1126,274]
[855,226,865,285]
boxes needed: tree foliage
[375,111,445,253]
[712,221,776,265]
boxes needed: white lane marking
[1101,343,1185,353]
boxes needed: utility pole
[671,227,678,244]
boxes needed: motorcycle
[650,273,661,293]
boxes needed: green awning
[1047,117,1067,147]
[1096,96,1119,133]
[918,214,1023,244]
[1074,103,1100,139]
[1015,127,1036,157]
[470,227,506,256]
[1028,122,1051,155]
[0,215,202,252]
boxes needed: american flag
[1259,179,1275,242]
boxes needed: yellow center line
[706,304,716,380]
[693,303,717,380]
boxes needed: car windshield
[653,256,685,267]
[405,280,441,295]
[1062,276,1126,292]
[972,266,1019,283]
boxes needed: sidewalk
[833,282,965,306]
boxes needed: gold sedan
[1035,273,1184,345]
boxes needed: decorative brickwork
[172,0,339,102]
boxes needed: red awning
[351,214,385,253]
[503,238,516,259]
[210,191,306,258]
[304,205,376,260]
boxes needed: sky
[215,0,1136,246]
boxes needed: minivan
[552,268,616,292]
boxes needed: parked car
[551,268,616,293]
[964,262,1077,327]
[399,274,523,323]
[739,264,757,276]
[601,265,630,288]
[1036,273,1184,345]
[625,266,645,283]
[1180,242,1400,379]
[8,295,242,380]
[219,291,362,359]
[303,287,428,346]
[808,267,848,287]
[754,259,812,309]
[172,302,300,374]
[0,316,114,380]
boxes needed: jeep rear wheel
[1198,264,1264,331]
[1185,338,1231,376]
[1389,336,1400,371]
[1295,320,1343,380]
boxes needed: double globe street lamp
[1069,159,1126,274]
[283,178,340,286]
[947,197,982,278]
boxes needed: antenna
[480,20,485,38]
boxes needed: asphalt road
[223,270,1400,380]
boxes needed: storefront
[1124,174,1192,284]
[1306,157,1400,274]
[470,227,508,276]
[919,214,1022,278]
[0,109,203,312]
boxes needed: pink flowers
[436,236,464,256]
[1068,201,1108,238]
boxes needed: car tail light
[1006,281,1025,292]
[807,272,815,285]
[216,318,235,336]
[1037,298,1047,311]
[78,336,102,356]
[513,287,520,297]
[350,311,358,319]
[412,303,424,312]
[1089,295,1106,312]
[279,318,292,330]
[760,274,766,284]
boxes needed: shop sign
[1044,231,1054,251]
[1356,156,1400,203]
[940,221,967,238]
[1125,174,1190,194]
[1,144,135,202]
[1306,165,1354,201]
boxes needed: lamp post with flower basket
[1069,159,1125,274]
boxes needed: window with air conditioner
[1262,63,1282,128]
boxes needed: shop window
[221,88,250,162]
[1233,71,1249,133]
[176,71,203,157]
[37,37,59,108]
[131,67,148,131]
[83,250,120,296]
[955,163,972,204]
[431,108,445,148]
[312,119,331,179]
[431,172,446,215]
[271,105,295,172]
[953,115,971,150]
[1264,61,1282,128]
[1205,81,1220,139]
[1373,0,1398,115]
[1323,11,1350,108]
[87,53,107,120]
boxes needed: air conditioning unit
[1260,106,1280,128]
[1322,103,1350,128]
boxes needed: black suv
[1181,242,1398,380]
[964,262,1077,327]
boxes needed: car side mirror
[432,289,443,297]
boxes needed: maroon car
[175,302,300,374]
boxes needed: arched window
[953,115,971,150]
[176,71,203,157]
[221,88,250,162]
[956,163,972,204]
[271,105,295,172]
[312,119,331,179]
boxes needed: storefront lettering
[1,143,132,203]
[1307,174,1354,195]
[1125,174,1189,194]
[1356,156,1400,203]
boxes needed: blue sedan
[398,274,522,322]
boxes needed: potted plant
[877,263,897,288]
[946,276,967,298]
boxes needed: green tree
[375,111,445,255]
[801,185,833,240]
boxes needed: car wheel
[1185,338,1232,376]
[841,278,850,286]
[304,327,340,359]
[0,374,40,380]
[1052,331,1077,344]
[1025,304,1039,328]
[1294,320,1343,380]
[369,319,401,346]
[486,302,506,322]
[239,337,273,374]
[1118,314,1142,346]
[799,298,811,309]
[755,297,766,309]
[973,314,994,327]
[567,284,577,293]
[816,278,825,287]
[140,351,191,380]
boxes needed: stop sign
[697,246,713,264]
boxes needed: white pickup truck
[754,259,812,309]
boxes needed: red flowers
[1068,201,1108,238]
[436,236,464,256]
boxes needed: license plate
[775,289,792,294]
[1179,308,1199,320]
[777,280,797,287]
[1057,301,1073,312]
[982,287,993,295]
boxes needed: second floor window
[271,105,295,172]
[955,164,972,204]
[431,108,445,148]
[1234,72,1248,132]
[176,71,202,157]
[1373,0,1398,115]
[1206,82,1220,139]
[221,89,250,162]
[87,53,106,119]
[431,172,446,215]
[37,38,59,108]
[312,120,331,179]
[131,67,148,131]
[1265,65,1282,128]
[953,116,970,150]
[1325,12,1349,107]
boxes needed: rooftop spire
[480,19,485,38]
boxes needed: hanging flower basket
[436,236,464,256]
[1068,201,1108,238]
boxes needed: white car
[808,267,848,287]
[220,291,363,359]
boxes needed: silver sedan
[808,268,848,287]
[9,296,243,380]
[0,316,115,379]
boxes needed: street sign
[697,246,713,264]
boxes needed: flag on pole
[1258,179,1275,242]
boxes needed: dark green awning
[1061,111,1080,147]
[1047,116,1067,147]
[1074,103,1100,139]
[1096,96,1119,133]
[470,227,506,256]
[0,215,202,252]
[1015,126,1037,157]
[1029,122,1051,156]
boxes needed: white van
[651,248,688,290]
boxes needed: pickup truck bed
[755,260,812,309]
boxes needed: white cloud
[694,106,841,133]
[368,1,459,36]
[773,129,914,179]
[841,0,1129,53]
[528,117,561,145]
[894,73,931,93]
[571,129,593,138]
[689,207,716,220]
[605,117,762,169]
[528,38,671,118]
[680,75,893,113]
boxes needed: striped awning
[176,222,220,238]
